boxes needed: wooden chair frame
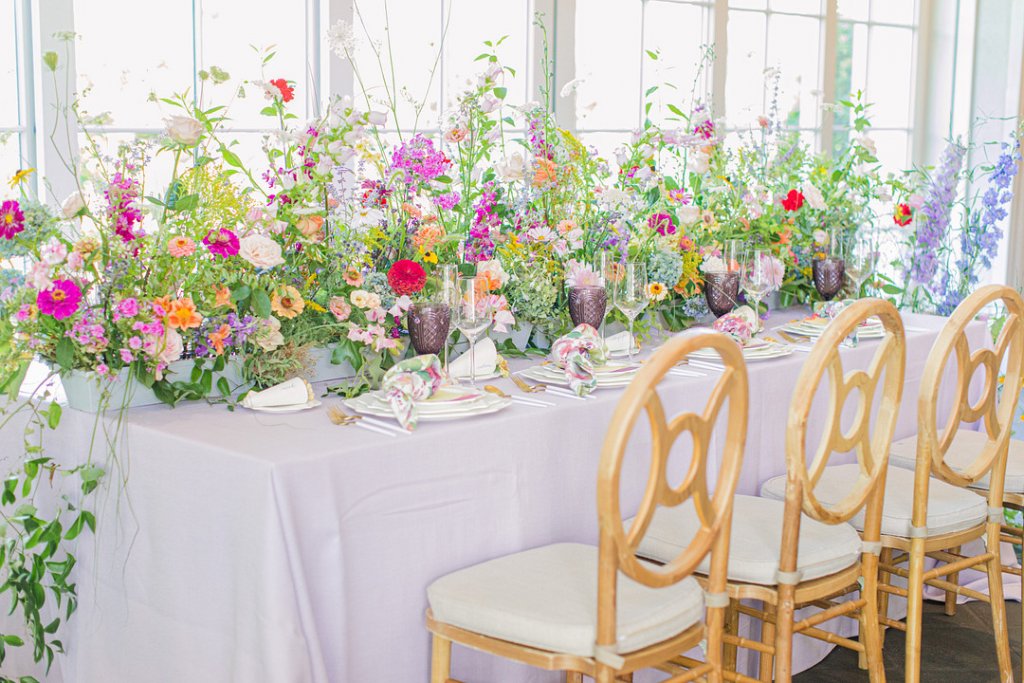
[427,332,749,683]
[875,285,1023,683]
[693,298,905,683]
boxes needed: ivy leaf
[332,339,364,372]
[55,338,74,372]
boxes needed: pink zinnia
[202,228,240,258]
[647,212,676,236]
[168,236,196,257]
[0,200,25,240]
[36,279,83,320]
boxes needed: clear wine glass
[612,262,648,363]
[439,264,460,371]
[452,276,493,387]
[845,241,878,298]
[741,249,773,333]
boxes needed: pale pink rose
[329,296,351,322]
[239,234,285,269]
[28,261,52,290]
[159,328,184,364]
[40,239,68,265]
[66,251,85,271]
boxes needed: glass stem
[627,318,635,363]
[469,337,476,387]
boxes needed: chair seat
[629,495,861,586]
[890,429,1024,493]
[427,543,704,658]
[760,464,987,538]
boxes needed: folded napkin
[241,377,314,409]
[381,354,446,431]
[550,324,607,396]
[712,309,755,344]
[449,337,498,379]
[813,299,854,320]
[604,330,634,354]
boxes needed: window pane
[870,129,911,171]
[770,0,823,15]
[866,26,914,128]
[200,0,309,125]
[0,133,25,183]
[767,13,823,129]
[576,132,620,170]
[575,0,642,130]
[0,0,18,125]
[642,1,712,126]
[351,0,443,129]
[444,1,531,111]
[871,0,916,25]
[837,0,868,21]
[726,10,767,127]
[731,0,767,9]
[74,1,193,127]
[834,21,868,101]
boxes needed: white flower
[164,115,203,146]
[678,205,701,226]
[687,151,710,175]
[350,206,384,232]
[856,135,877,156]
[40,239,67,265]
[159,328,184,364]
[367,111,388,126]
[476,259,509,288]
[28,261,52,290]
[496,153,526,182]
[802,182,827,210]
[699,255,727,273]
[60,191,87,219]
[813,229,829,246]
[479,95,501,113]
[252,317,284,352]
[239,234,285,269]
[326,19,357,59]
[559,78,583,98]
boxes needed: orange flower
[152,295,174,318]
[344,267,364,286]
[532,157,558,187]
[412,222,446,251]
[166,297,203,330]
[401,202,423,220]
[214,285,235,309]
[207,324,231,356]
[271,285,305,319]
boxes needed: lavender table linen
[0,310,1001,683]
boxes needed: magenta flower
[391,135,452,185]
[0,200,25,240]
[647,212,676,236]
[36,279,83,320]
[203,228,240,258]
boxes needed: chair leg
[904,538,926,683]
[759,602,775,682]
[431,634,452,683]
[944,545,961,616]
[986,524,1014,681]
[723,598,739,673]
[565,673,583,683]
[859,551,887,683]
[773,585,796,683]
[595,666,616,683]
[877,547,894,645]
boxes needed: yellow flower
[271,286,305,319]
[305,300,326,313]
[647,282,668,301]
[8,168,35,188]
[422,250,438,265]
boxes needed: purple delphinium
[910,140,966,285]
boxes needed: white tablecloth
[0,310,997,682]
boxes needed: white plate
[782,320,885,340]
[607,346,641,358]
[689,341,793,362]
[449,369,501,382]
[246,399,322,413]
[519,362,640,388]
[344,390,510,421]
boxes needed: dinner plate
[689,341,793,362]
[607,346,641,359]
[781,317,885,340]
[245,399,322,413]
[519,362,640,388]
[344,387,510,421]
[449,369,501,382]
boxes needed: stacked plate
[518,361,641,389]
[780,315,885,340]
[689,339,794,363]
[344,385,511,422]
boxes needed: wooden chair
[880,284,1024,683]
[639,298,905,682]
[425,331,749,683]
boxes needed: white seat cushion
[760,464,987,538]
[629,495,861,586]
[890,429,1024,493]
[427,543,704,658]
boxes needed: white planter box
[306,344,356,383]
[60,358,244,412]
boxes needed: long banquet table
[0,309,1005,682]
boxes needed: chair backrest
[596,331,748,648]
[783,299,906,548]
[915,285,1024,504]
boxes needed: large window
[1,0,32,190]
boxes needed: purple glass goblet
[812,257,846,301]
[703,271,740,318]
[568,285,607,330]
[408,303,451,356]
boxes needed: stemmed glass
[612,263,649,363]
[592,251,615,341]
[812,228,846,301]
[741,249,774,333]
[452,276,493,387]
[438,264,460,371]
[845,240,878,298]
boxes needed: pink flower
[128,336,142,350]
[36,279,82,320]
[202,228,240,258]
[565,259,602,287]
[96,364,109,377]
[15,305,33,321]
[66,251,85,271]
[329,296,352,322]
[168,236,196,257]
[120,349,134,364]
[366,306,387,322]
[28,261,52,290]
[0,200,25,240]
[116,297,139,319]
[347,326,373,344]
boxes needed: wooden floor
[793,600,1022,681]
